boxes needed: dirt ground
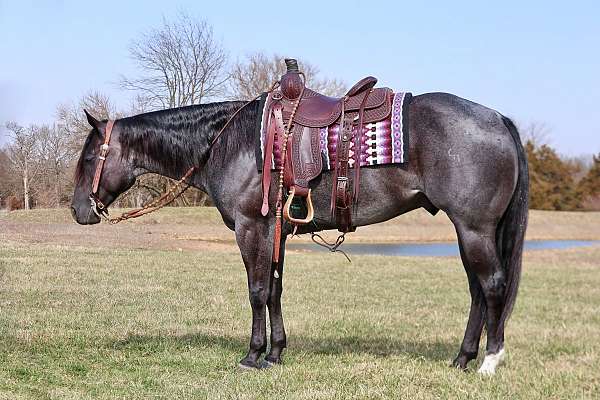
[0,216,232,252]
[2,207,599,253]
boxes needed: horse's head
[70,110,136,225]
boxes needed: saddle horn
[284,58,300,72]
[280,58,304,100]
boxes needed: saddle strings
[310,232,351,263]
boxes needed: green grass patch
[1,241,600,398]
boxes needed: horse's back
[409,92,510,140]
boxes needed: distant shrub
[525,141,584,210]
[7,195,23,211]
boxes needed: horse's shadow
[109,331,456,362]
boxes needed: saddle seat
[281,77,390,128]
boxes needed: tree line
[525,139,600,211]
[1,14,598,211]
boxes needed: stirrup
[283,187,314,225]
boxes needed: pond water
[287,240,599,257]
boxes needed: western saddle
[262,59,393,261]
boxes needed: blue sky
[1,0,599,155]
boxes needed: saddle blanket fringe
[256,91,412,172]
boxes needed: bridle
[89,120,115,220]
[88,118,200,223]
[88,95,262,223]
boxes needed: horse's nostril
[70,206,77,220]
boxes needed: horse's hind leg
[452,253,486,369]
[264,237,287,366]
[454,222,507,374]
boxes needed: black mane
[118,101,258,173]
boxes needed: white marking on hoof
[477,348,505,375]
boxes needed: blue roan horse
[71,85,528,374]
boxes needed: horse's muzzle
[71,204,101,225]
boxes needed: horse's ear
[84,109,101,131]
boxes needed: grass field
[1,208,599,399]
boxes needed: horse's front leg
[236,217,273,369]
[264,236,287,366]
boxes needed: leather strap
[331,105,342,216]
[331,101,355,232]
[273,214,282,261]
[337,116,354,232]
[261,102,284,216]
[353,89,372,203]
[272,87,304,262]
[91,119,115,196]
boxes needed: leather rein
[89,96,260,224]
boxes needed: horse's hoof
[451,356,470,371]
[238,360,260,370]
[477,348,505,375]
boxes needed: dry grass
[0,208,599,399]
[2,207,600,249]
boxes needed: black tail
[497,116,529,329]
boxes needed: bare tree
[120,13,229,109]
[229,52,347,100]
[119,14,229,208]
[128,93,155,115]
[56,91,117,150]
[5,122,41,209]
[519,121,551,146]
[0,148,13,207]
[37,124,76,206]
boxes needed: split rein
[95,166,197,224]
[89,94,263,224]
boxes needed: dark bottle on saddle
[280,59,304,100]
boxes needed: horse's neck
[122,119,209,183]
[121,102,254,190]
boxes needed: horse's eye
[84,154,96,162]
